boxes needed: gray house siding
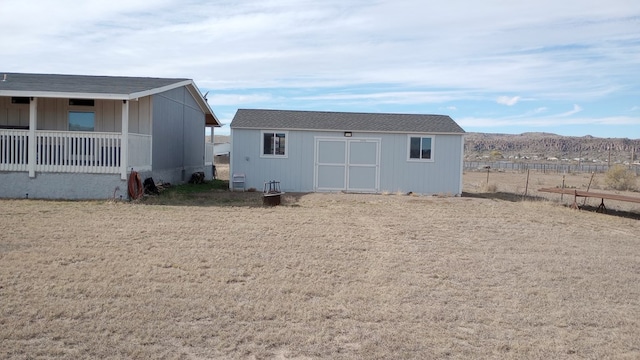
[148,87,208,183]
[231,129,464,195]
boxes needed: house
[0,72,220,199]
[230,109,465,195]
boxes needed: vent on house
[11,97,30,104]
[69,99,95,106]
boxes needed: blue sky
[2,0,639,138]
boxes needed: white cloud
[208,93,274,106]
[294,91,466,105]
[497,96,521,106]
[2,0,639,137]
[558,104,583,117]
[3,0,638,98]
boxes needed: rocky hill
[464,132,640,164]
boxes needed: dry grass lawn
[1,169,639,359]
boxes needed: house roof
[0,72,220,126]
[231,109,465,134]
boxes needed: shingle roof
[231,109,465,134]
[0,72,190,96]
[0,72,220,126]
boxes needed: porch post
[208,125,214,171]
[120,100,129,180]
[28,97,38,178]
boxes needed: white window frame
[407,134,435,162]
[260,130,289,158]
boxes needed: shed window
[408,135,434,161]
[261,131,288,157]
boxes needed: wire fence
[464,161,640,175]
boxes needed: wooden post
[583,172,595,206]
[561,175,565,202]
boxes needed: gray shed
[230,109,465,195]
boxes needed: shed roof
[231,109,465,134]
[0,72,220,126]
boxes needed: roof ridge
[1,72,189,81]
[238,108,447,117]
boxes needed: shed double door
[314,137,380,192]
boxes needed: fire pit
[263,180,284,206]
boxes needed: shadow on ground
[138,181,308,208]
[463,191,640,220]
[462,191,547,203]
[578,205,640,220]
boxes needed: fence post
[524,169,530,198]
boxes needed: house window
[69,111,95,131]
[262,131,288,157]
[11,97,30,104]
[408,135,434,161]
[69,99,95,107]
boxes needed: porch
[0,129,151,179]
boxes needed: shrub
[489,150,503,159]
[604,165,637,191]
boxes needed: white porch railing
[205,142,214,165]
[0,130,29,171]
[0,129,152,174]
[35,131,122,173]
